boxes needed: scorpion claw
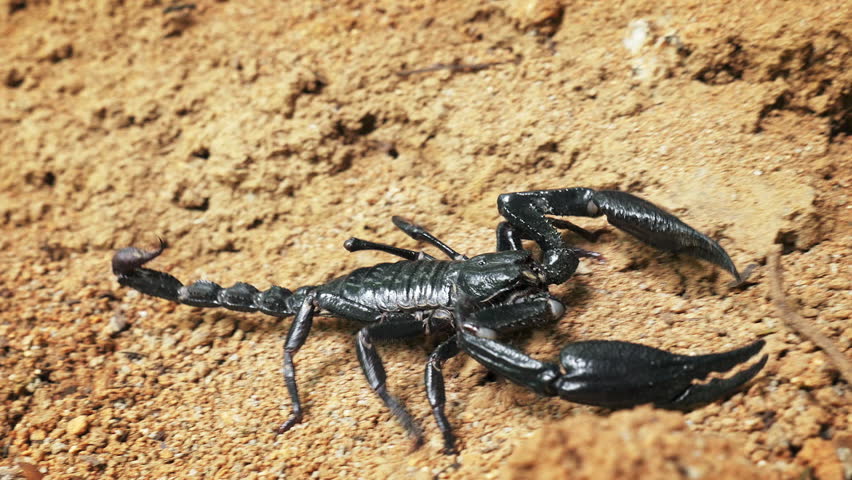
[554,339,766,409]
[663,350,768,408]
[590,190,741,282]
[455,292,766,411]
[497,188,742,283]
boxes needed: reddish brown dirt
[1,1,850,479]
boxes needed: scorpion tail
[112,241,297,317]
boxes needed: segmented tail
[112,242,298,317]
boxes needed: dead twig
[396,57,519,78]
[164,3,196,14]
[767,250,852,383]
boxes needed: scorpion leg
[277,293,318,433]
[355,316,428,449]
[497,218,599,251]
[425,336,460,454]
[497,188,741,283]
[426,297,565,454]
[344,237,436,261]
[391,216,468,260]
[112,243,320,433]
[455,300,767,409]
[345,217,467,261]
[547,218,602,242]
[315,294,428,448]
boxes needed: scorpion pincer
[111,187,766,453]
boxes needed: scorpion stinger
[454,298,767,410]
[497,187,742,284]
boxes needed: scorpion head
[455,250,546,304]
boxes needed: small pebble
[107,314,129,334]
[186,325,213,349]
[51,441,69,454]
[669,299,689,313]
[66,416,89,436]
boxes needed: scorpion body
[115,240,560,451]
[112,187,767,453]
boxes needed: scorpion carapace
[111,187,767,454]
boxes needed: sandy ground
[1,0,850,478]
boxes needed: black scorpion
[111,187,767,453]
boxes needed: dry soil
[1,1,850,479]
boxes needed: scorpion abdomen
[321,260,457,315]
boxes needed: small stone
[66,415,89,436]
[506,0,563,32]
[186,323,213,348]
[107,314,130,334]
[669,299,689,313]
[623,19,651,55]
[211,317,236,338]
[29,429,46,442]
[801,286,829,307]
[51,441,69,454]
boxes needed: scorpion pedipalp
[497,187,742,283]
[454,297,766,410]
